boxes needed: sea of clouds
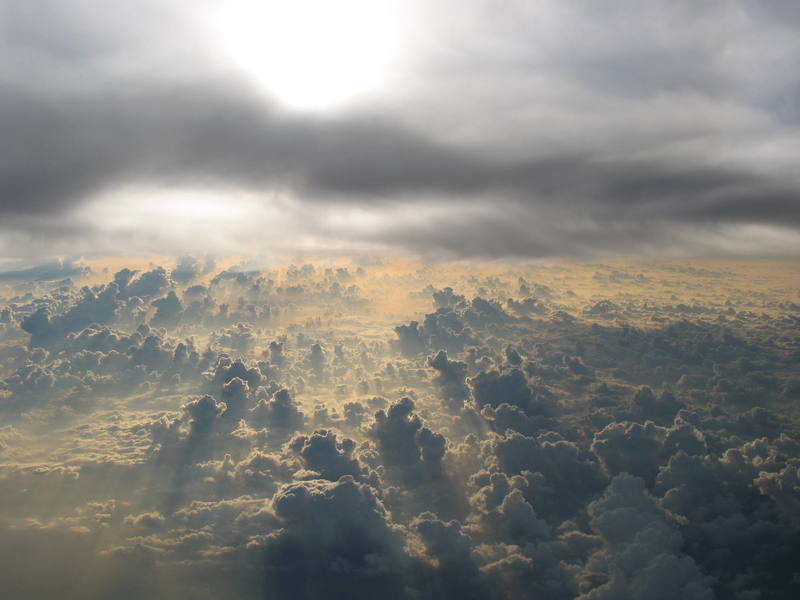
[0,258,798,599]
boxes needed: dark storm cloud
[1,0,799,257]
[4,80,797,224]
[0,79,475,214]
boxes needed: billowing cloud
[1,258,800,597]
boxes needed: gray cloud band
[1,0,798,257]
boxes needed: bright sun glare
[213,0,402,110]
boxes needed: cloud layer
[1,0,799,257]
[1,258,799,598]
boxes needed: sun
[212,0,402,110]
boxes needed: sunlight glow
[213,0,402,110]
[77,185,301,255]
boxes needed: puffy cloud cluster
[591,418,706,485]
[481,431,606,521]
[427,350,469,408]
[0,259,798,598]
[259,476,413,600]
[367,397,446,483]
[578,474,713,599]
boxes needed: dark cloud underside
[0,0,799,258]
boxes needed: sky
[2,0,800,259]
[2,5,800,596]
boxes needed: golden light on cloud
[212,0,404,110]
